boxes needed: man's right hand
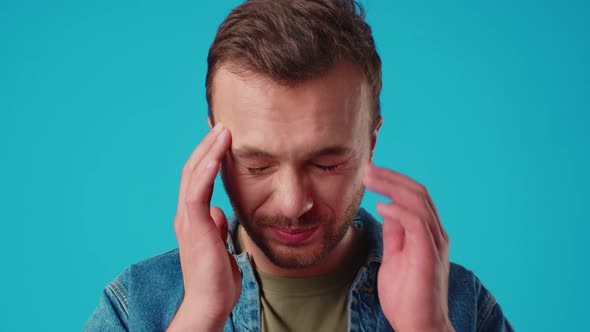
[166,123,241,332]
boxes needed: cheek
[224,160,272,212]
[312,170,364,212]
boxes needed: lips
[271,226,318,245]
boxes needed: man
[85,0,513,331]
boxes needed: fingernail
[213,122,223,132]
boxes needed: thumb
[378,203,405,257]
[382,218,405,257]
[210,206,229,242]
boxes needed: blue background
[1,0,588,330]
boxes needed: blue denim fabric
[85,208,513,331]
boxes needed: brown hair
[206,0,382,131]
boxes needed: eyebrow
[232,145,353,159]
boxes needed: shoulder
[447,263,514,331]
[126,248,182,279]
[113,248,182,286]
[350,208,514,330]
[118,247,183,298]
[448,262,494,310]
[113,249,184,329]
[86,249,185,331]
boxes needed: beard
[223,171,365,269]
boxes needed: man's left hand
[363,163,454,332]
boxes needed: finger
[364,171,443,251]
[376,201,438,260]
[177,123,224,206]
[381,212,405,256]
[185,122,224,172]
[367,163,441,222]
[364,170,432,221]
[185,128,231,223]
[210,206,229,242]
[176,159,220,237]
[365,163,423,192]
[367,186,444,253]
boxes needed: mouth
[270,225,319,245]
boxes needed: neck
[238,225,359,278]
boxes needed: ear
[370,116,383,159]
[207,116,214,129]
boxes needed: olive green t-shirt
[235,226,364,332]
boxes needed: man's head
[206,0,382,271]
[206,0,382,133]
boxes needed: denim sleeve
[475,275,514,332]
[83,279,129,332]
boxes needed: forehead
[211,62,371,158]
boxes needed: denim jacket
[85,208,513,331]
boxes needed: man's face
[212,62,376,269]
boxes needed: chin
[245,215,354,269]
[267,247,330,269]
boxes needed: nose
[274,167,313,220]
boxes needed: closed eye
[315,164,340,172]
[246,164,342,175]
[247,166,271,175]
